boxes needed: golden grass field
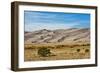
[24,42,90,61]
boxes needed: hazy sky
[24,11,90,31]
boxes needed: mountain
[24,28,90,44]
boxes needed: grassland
[24,43,90,61]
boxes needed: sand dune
[25,28,90,44]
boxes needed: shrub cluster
[38,47,51,57]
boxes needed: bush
[77,49,80,52]
[25,46,33,49]
[38,47,51,57]
[85,49,89,53]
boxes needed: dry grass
[24,43,90,61]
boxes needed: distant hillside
[24,28,90,44]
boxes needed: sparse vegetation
[24,43,90,61]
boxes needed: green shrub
[77,49,80,52]
[25,46,33,49]
[85,49,89,53]
[38,47,51,57]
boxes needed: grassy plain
[24,42,90,61]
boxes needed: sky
[24,11,90,31]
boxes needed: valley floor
[24,43,90,61]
